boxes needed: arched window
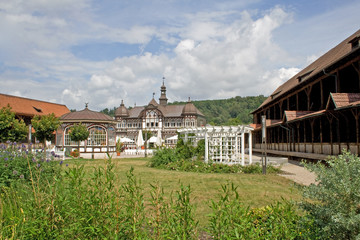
[88,126,107,146]
[64,126,77,146]
[145,110,159,128]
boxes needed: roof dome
[60,105,113,121]
[115,100,129,117]
[182,97,197,115]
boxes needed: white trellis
[177,125,253,166]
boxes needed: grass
[66,156,301,227]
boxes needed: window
[145,110,159,128]
[88,126,107,146]
[64,126,77,146]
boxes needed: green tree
[69,123,89,157]
[301,150,360,239]
[31,114,60,148]
[0,105,28,142]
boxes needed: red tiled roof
[254,29,360,112]
[327,93,360,109]
[284,111,314,121]
[0,93,69,117]
[284,110,326,123]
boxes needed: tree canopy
[69,123,89,143]
[100,95,267,125]
[31,114,60,145]
[0,105,28,142]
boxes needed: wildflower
[66,164,69,167]
[13,142,17,145]
[20,175,24,179]
[60,160,63,165]
[13,170,18,175]
[4,157,8,161]
[46,159,50,162]
[37,163,41,168]
[32,158,36,162]
[6,140,11,144]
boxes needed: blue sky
[0,0,359,111]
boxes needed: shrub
[301,150,360,239]
[0,142,62,187]
[149,148,178,167]
[208,182,312,239]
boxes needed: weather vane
[85,102,89,108]
[153,92,155,98]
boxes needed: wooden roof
[0,93,69,117]
[255,29,360,112]
[60,107,113,122]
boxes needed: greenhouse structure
[177,125,254,165]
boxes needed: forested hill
[100,95,267,125]
[171,95,267,125]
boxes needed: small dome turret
[115,100,129,117]
[182,97,197,115]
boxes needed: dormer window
[297,68,315,83]
[33,106,42,113]
[348,36,360,50]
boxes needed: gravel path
[278,161,317,186]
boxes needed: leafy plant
[69,123,89,157]
[0,105,28,142]
[208,182,311,239]
[31,114,60,148]
[301,150,360,239]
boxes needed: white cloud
[1,0,358,112]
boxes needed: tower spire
[159,77,168,105]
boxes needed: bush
[0,142,62,187]
[300,150,360,239]
[208,182,312,239]
[149,148,179,167]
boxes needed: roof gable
[326,93,360,110]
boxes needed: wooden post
[261,115,267,174]
[310,119,315,153]
[320,80,324,109]
[305,85,313,111]
[249,131,252,164]
[320,118,323,154]
[327,115,334,155]
[296,122,300,152]
[351,108,360,155]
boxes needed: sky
[0,0,359,111]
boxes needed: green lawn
[65,157,302,227]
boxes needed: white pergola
[177,125,253,166]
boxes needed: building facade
[56,105,116,157]
[252,29,360,160]
[0,93,70,143]
[115,82,206,146]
